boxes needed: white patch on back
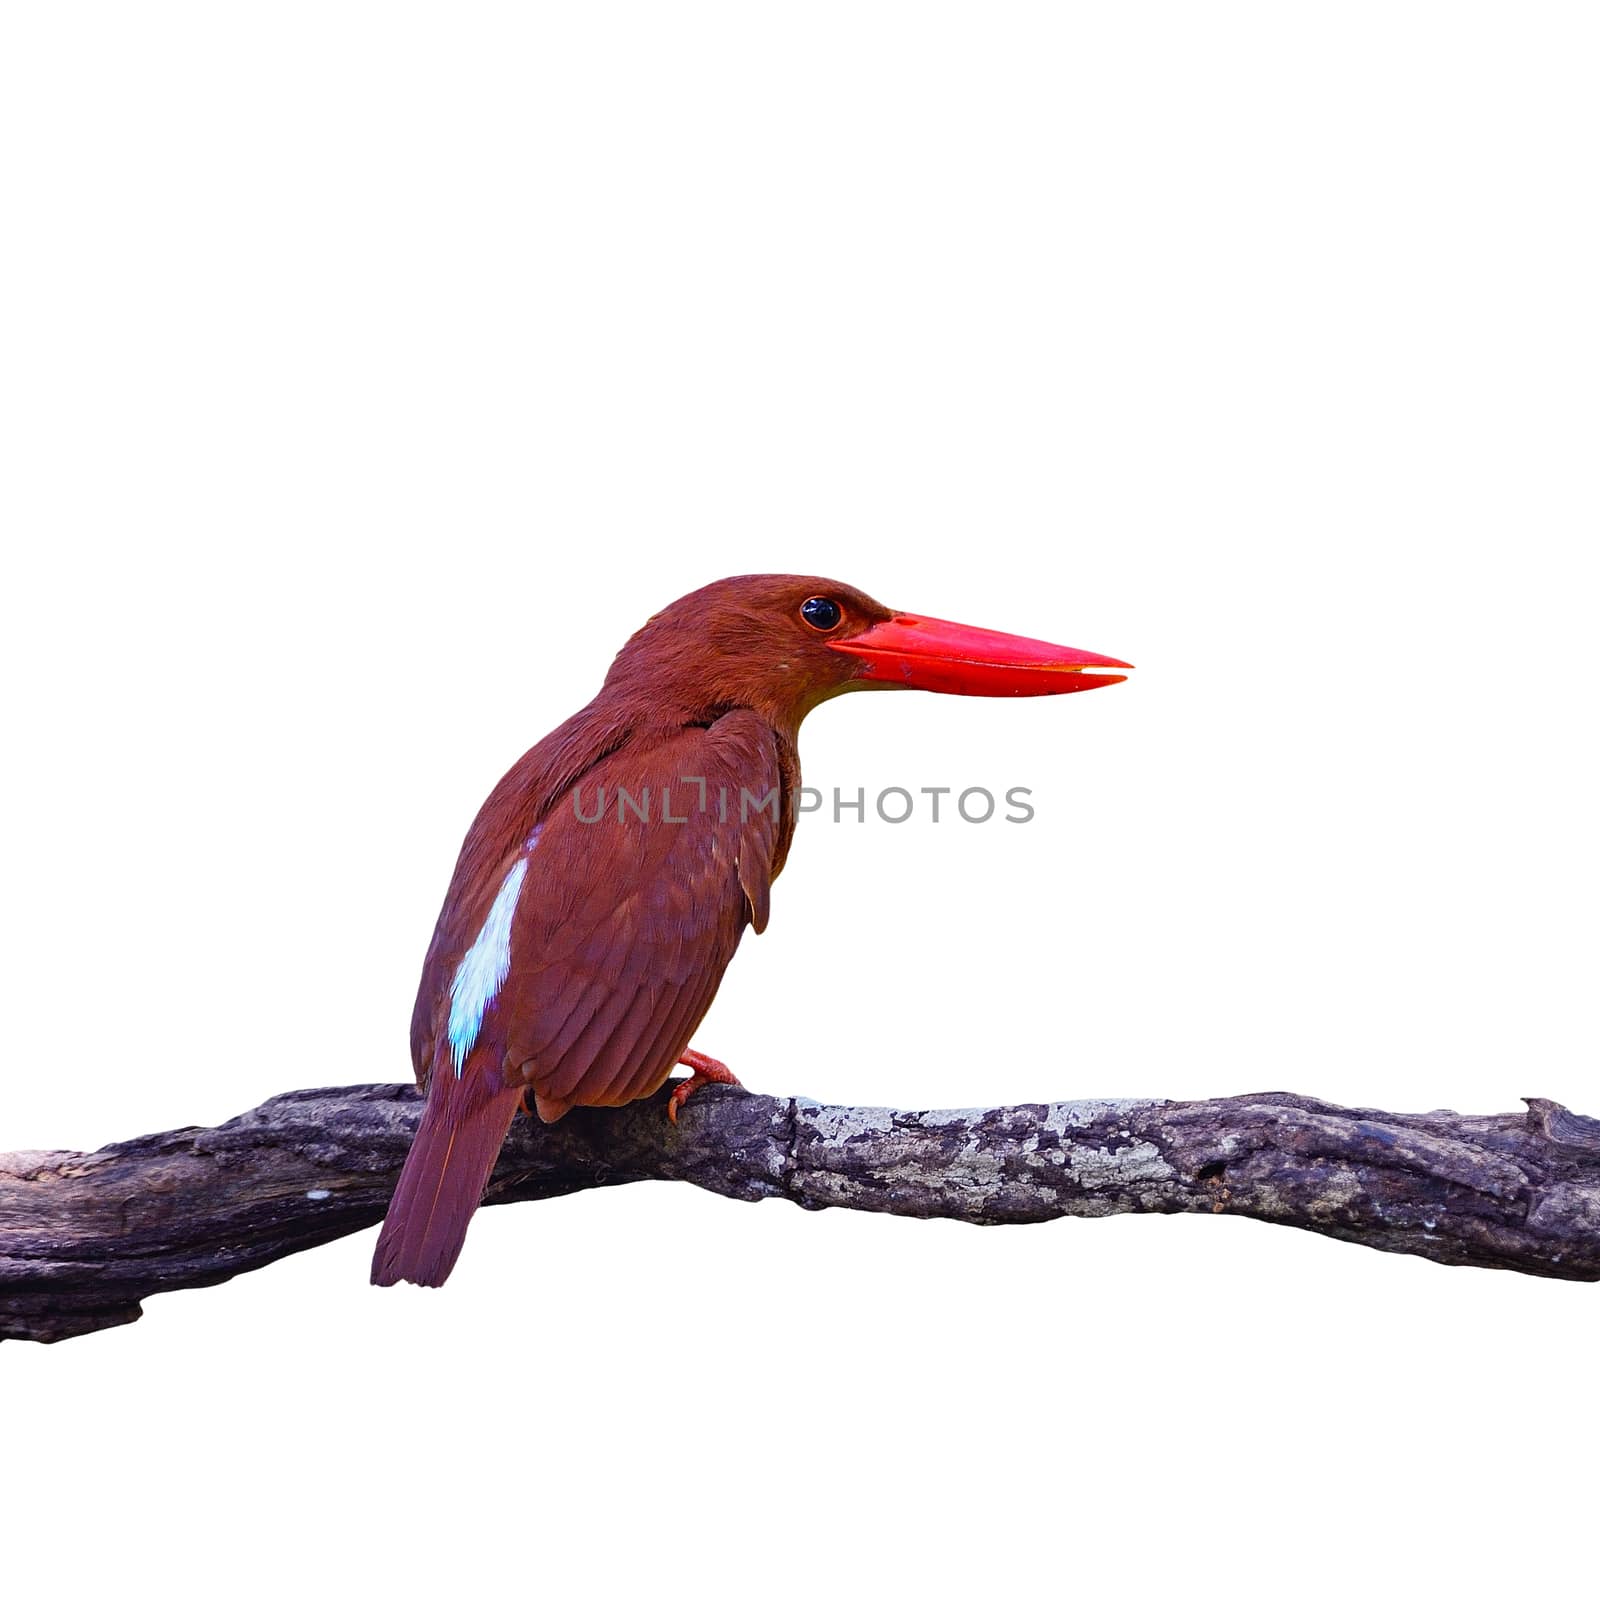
[446,827,542,1075]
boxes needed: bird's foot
[666,1049,744,1125]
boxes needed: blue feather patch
[446,828,542,1075]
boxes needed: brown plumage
[372,574,1130,1286]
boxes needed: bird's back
[410,706,789,1119]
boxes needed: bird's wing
[419,710,782,1117]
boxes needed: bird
[371,574,1131,1286]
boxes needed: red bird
[372,575,1130,1286]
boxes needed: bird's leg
[666,1048,744,1125]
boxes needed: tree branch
[4,1081,1598,1342]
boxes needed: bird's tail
[371,1063,523,1288]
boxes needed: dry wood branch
[4,1082,1599,1342]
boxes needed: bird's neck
[589,672,804,747]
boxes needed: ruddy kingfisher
[372,575,1131,1286]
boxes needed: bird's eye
[800,596,843,632]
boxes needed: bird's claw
[667,1049,743,1124]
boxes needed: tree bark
[4,1081,1598,1343]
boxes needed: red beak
[828,612,1132,697]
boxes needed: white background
[3,4,1595,1595]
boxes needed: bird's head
[605,574,1131,731]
